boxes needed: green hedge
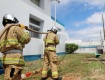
[65,43,79,53]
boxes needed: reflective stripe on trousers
[1,58,25,65]
[42,70,48,75]
[52,71,58,76]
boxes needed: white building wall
[66,40,101,53]
[0,0,68,56]
[23,0,51,16]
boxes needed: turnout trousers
[2,52,24,80]
[42,50,58,78]
[3,64,23,80]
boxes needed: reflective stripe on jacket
[0,39,20,48]
[44,40,54,44]
[20,32,30,43]
[0,26,30,53]
[43,31,59,51]
[45,46,56,51]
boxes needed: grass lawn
[0,53,105,80]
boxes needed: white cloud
[58,0,70,5]
[56,0,105,7]
[86,12,105,25]
[55,0,105,9]
[84,0,105,8]
[67,26,104,41]
[73,12,105,26]
[71,11,105,41]
[73,0,105,8]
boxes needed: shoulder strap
[0,24,19,39]
[45,33,49,46]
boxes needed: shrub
[65,43,79,54]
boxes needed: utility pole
[101,3,105,54]
[100,30,103,46]
[102,14,105,40]
[102,14,105,54]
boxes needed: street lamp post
[52,0,60,26]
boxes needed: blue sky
[51,0,105,41]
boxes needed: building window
[30,0,40,6]
[29,15,41,38]
[29,25,40,38]
[30,18,40,25]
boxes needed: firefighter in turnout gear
[0,14,31,80]
[41,26,62,80]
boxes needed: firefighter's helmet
[51,26,58,34]
[2,14,19,26]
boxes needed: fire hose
[19,24,48,34]
[25,26,48,34]
[21,68,43,80]
[0,23,48,39]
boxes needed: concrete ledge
[24,54,41,61]
[24,52,66,61]
[0,69,4,75]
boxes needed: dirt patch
[91,75,105,80]
[62,73,81,80]
[63,76,81,80]
[62,75,105,80]
[46,76,81,80]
